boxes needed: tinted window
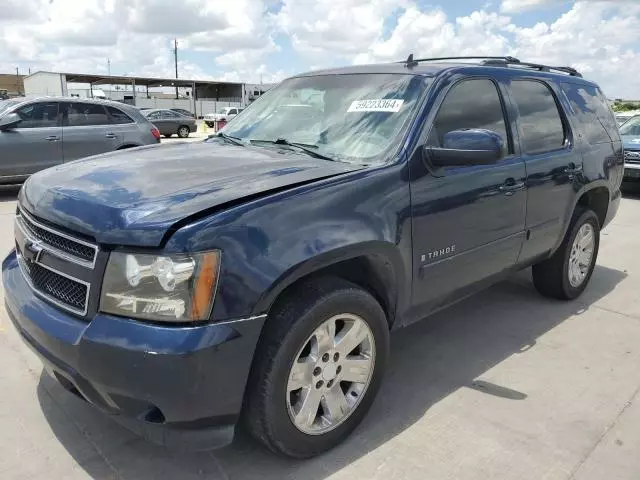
[107,106,134,124]
[511,81,565,154]
[14,102,59,128]
[66,103,109,127]
[146,111,162,120]
[161,110,179,119]
[228,109,237,115]
[428,79,509,153]
[561,82,618,144]
[620,116,640,136]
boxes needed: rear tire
[177,126,190,138]
[244,277,389,458]
[532,208,600,300]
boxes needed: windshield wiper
[251,138,337,162]
[211,132,245,146]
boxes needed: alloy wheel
[568,223,595,288]
[286,313,375,435]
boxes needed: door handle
[45,136,59,142]
[105,133,117,139]
[499,180,525,196]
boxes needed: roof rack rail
[401,54,582,77]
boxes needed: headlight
[100,250,221,323]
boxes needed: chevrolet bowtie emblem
[23,240,44,263]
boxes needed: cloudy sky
[2,0,639,98]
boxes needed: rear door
[61,102,120,161]
[144,111,164,134]
[507,79,582,264]
[0,101,62,180]
[161,110,182,135]
[146,110,174,135]
[105,105,138,146]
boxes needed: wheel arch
[552,181,609,255]
[253,241,406,329]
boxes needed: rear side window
[561,82,618,144]
[510,80,565,154]
[65,103,110,127]
[107,106,134,124]
[428,79,510,153]
[14,102,59,128]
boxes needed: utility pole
[107,58,111,99]
[16,67,20,95]
[174,39,179,99]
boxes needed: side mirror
[426,129,505,167]
[0,113,21,131]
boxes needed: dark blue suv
[3,56,623,458]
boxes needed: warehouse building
[20,71,274,117]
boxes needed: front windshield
[620,116,640,136]
[0,99,22,117]
[218,73,430,164]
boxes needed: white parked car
[204,107,244,127]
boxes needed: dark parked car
[142,108,197,138]
[0,97,160,184]
[170,108,195,118]
[3,56,623,458]
[620,115,640,180]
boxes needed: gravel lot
[1,187,640,479]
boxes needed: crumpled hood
[20,142,362,246]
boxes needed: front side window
[65,103,110,127]
[427,78,509,155]
[14,102,59,128]
[620,116,640,136]
[221,73,430,164]
[511,80,566,154]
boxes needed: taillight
[151,127,161,141]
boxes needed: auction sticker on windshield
[347,99,404,113]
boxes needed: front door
[0,101,62,181]
[409,77,527,317]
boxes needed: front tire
[244,277,389,458]
[532,208,600,300]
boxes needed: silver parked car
[0,97,161,185]
[141,109,197,138]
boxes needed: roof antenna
[406,53,418,68]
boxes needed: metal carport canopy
[62,72,243,88]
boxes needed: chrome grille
[19,256,89,314]
[15,207,97,316]
[625,151,640,164]
[17,209,97,267]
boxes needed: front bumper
[2,250,265,450]
[624,161,640,179]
